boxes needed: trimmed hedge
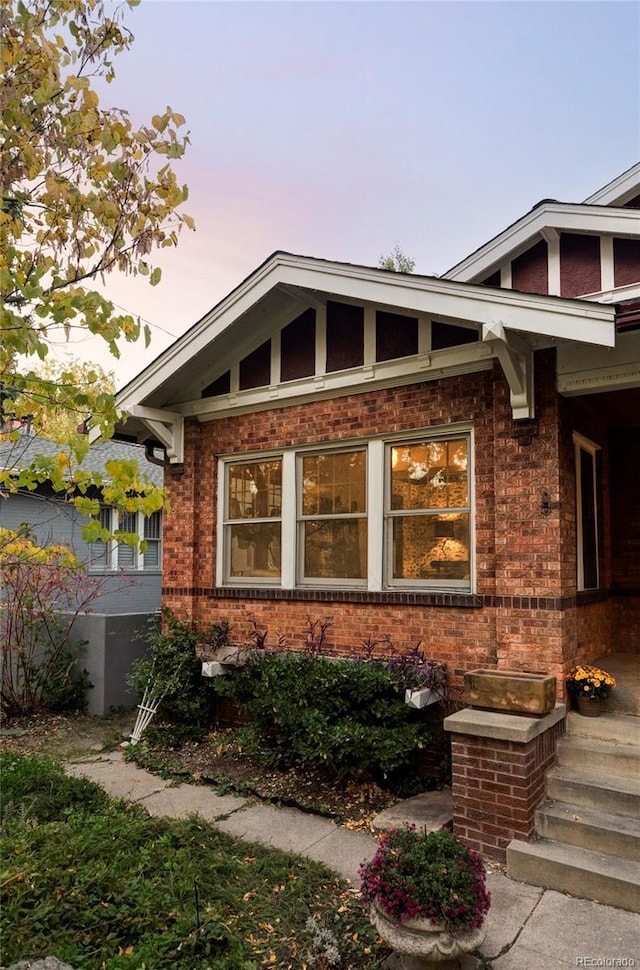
[215,652,431,779]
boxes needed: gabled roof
[0,434,163,486]
[109,251,616,461]
[443,163,640,284]
[117,251,615,413]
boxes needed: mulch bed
[129,727,403,831]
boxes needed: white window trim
[573,433,600,591]
[89,509,162,573]
[218,424,474,593]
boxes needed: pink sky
[54,0,639,387]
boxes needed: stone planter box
[463,669,556,717]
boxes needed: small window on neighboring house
[89,508,162,572]
[117,511,137,568]
[574,434,600,590]
[143,510,162,568]
[89,506,112,569]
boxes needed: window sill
[208,586,482,608]
[88,569,163,576]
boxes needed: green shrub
[0,751,108,824]
[215,652,430,779]
[128,610,219,727]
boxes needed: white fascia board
[273,258,616,345]
[444,204,640,284]
[583,162,640,206]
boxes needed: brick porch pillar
[444,705,566,864]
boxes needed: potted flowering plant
[359,827,490,967]
[566,664,616,699]
[566,665,616,716]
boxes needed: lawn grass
[0,751,385,969]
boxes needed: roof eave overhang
[113,255,616,461]
[443,203,640,284]
[117,253,616,410]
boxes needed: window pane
[117,511,137,568]
[90,507,111,568]
[302,451,366,516]
[391,439,468,510]
[229,523,281,578]
[303,519,367,579]
[228,461,282,519]
[144,511,161,540]
[580,449,598,589]
[392,514,470,581]
[143,541,160,569]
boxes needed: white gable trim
[583,162,640,206]
[443,204,639,284]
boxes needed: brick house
[113,163,640,694]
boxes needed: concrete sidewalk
[67,752,640,969]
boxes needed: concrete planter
[463,669,556,717]
[370,903,485,969]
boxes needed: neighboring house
[0,432,163,713]
[109,163,640,693]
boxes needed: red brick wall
[161,351,590,691]
[491,351,566,688]
[450,717,565,862]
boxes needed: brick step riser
[535,809,640,863]
[545,777,640,820]
[556,745,640,781]
[507,843,640,914]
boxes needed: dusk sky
[61,0,639,387]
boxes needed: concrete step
[566,710,640,746]
[507,838,640,914]
[535,800,640,863]
[556,735,640,780]
[545,765,640,819]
